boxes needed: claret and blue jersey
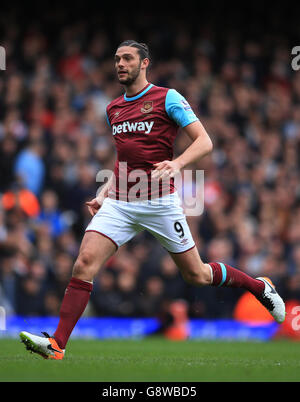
[106,83,198,200]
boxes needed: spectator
[114,272,140,317]
[14,140,45,196]
[91,270,122,316]
[0,136,19,192]
[138,276,165,317]
[158,255,186,300]
[0,249,19,313]
[48,252,73,298]
[34,189,68,238]
[16,275,46,316]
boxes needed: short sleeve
[165,89,199,128]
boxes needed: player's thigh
[168,246,211,286]
[73,231,117,280]
[138,195,195,254]
[85,197,142,249]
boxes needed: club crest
[141,101,153,114]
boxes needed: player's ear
[141,57,150,70]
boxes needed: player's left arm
[152,90,213,179]
[175,119,213,167]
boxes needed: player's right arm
[86,106,114,217]
[85,174,114,216]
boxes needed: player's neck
[124,78,149,97]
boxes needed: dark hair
[117,40,150,62]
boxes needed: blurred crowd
[1,4,300,320]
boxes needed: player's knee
[72,251,95,280]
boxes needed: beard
[118,62,142,85]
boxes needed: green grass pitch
[0,337,300,382]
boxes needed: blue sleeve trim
[106,110,111,128]
[165,89,198,128]
[217,262,227,287]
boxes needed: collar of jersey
[124,83,154,101]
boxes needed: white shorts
[85,192,195,254]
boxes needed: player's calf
[180,263,212,287]
[170,247,212,286]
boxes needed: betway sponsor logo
[112,121,154,135]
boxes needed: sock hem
[69,277,93,292]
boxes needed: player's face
[114,47,143,85]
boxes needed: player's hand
[151,160,182,180]
[85,196,105,217]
